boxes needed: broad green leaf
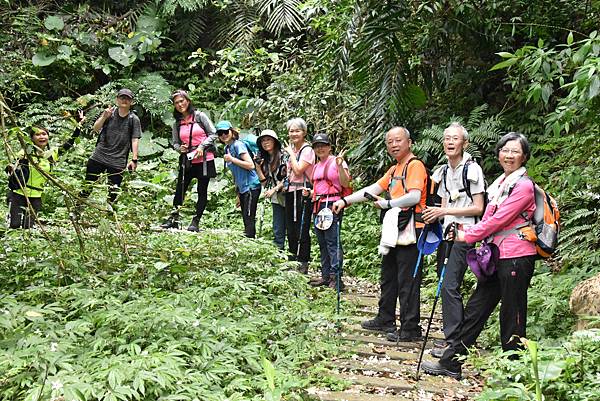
[25,310,43,318]
[58,45,72,57]
[32,51,56,66]
[44,15,64,31]
[497,51,514,58]
[108,46,132,67]
[567,31,574,45]
[538,360,565,381]
[490,58,518,71]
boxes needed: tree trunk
[570,273,600,330]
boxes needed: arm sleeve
[382,190,422,208]
[172,123,182,151]
[59,126,81,154]
[464,180,534,243]
[343,182,385,204]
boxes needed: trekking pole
[415,223,457,381]
[336,218,341,314]
[258,196,265,237]
[296,192,307,258]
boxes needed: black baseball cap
[117,88,134,99]
[312,133,330,146]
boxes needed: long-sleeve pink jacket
[464,177,537,259]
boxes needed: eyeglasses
[217,130,229,136]
[499,148,522,155]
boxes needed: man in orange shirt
[333,127,428,341]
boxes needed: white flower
[192,320,200,327]
[50,342,58,352]
[141,350,148,356]
[51,380,63,390]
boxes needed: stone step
[341,345,418,362]
[343,324,445,340]
[340,333,444,350]
[328,372,466,396]
[353,307,443,322]
[314,390,411,401]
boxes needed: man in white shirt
[422,122,486,357]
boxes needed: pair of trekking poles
[396,221,457,381]
[295,193,343,314]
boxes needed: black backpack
[7,158,30,191]
[440,159,488,216]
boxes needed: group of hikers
[6,87,550,380]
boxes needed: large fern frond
[257,0,304,36]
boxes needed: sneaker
[160,214,179,229]
[430,345,449,359]
[328,274,345,291]
[298,262,309,274]
[360,318,396,333]
[310,278,329,287]
[421,360,462,379]
[187,217,200,232]
[386,329,422,342]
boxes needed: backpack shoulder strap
[442,164,450,196]
[400,157,421,193]
[462,159,473,201]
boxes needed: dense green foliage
[0,228,340,400]
[2,0,600,400]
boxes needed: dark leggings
[80,158,124,203]
[173,164,212,219]
[239,187,261,238]
[8,191,42,229]
[285,190,312,263]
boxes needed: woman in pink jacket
[423,132,536,379]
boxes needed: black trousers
[8,191,42,229]
[285,190,312,263]
[80,158,124,203]
[436,241,473,343]
[440,255,536,372]
[173,162,214,219]
[239,187,261,238]
[377,234,423,333]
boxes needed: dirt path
[310,277,483,401]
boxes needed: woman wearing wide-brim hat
[255,129,287,250]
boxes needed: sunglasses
[217,130,229,136]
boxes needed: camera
[254,155,263,165]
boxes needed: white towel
[379,207,401,255]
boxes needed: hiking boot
[360,318,396,333]
[310,277,330,287]
[160,213,179,229]
[433,339,448,348]
[421,360,462,379]
[298,262,309,274]
[386,329,422,342]
[328,274,345,291]
[430,344,449,359]
[187,216,200,232]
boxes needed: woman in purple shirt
[423,132,537,379]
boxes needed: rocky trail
[310,277,484,401]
